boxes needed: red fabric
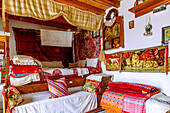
[87,67,102,74]
[107,82,159,98]
[50,67,102,79]
[10,65,39,74]
[108,82,157,93]
[13,27,73,67]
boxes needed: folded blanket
[108,82,157,94]
[10,65,39,75]
[146,92,170,113]
[100,91,125,113]
[123,96,146,113]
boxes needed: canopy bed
[1,0,108,113]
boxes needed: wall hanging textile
[40,29,73,47]
[74,31,101,61]
[2,0,103,31]
[105,52,120,71]
[12,27,73,67]
[121,46,168,74]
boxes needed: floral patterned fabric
[83,79,100,93]
[1,85,23,113]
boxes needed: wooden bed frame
[2,3,103,113]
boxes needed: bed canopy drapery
[1,1,104,112]
[1,0,104,84]
[2,0,103,31]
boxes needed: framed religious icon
[162,26,170,44]
[129,20,134,29]
[103,16,124,50]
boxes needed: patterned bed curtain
[74,30,101,61]
[12,27,73,67]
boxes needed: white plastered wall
[102,0,170,96]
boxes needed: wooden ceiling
[0,0,122,30]
[54,0,122,15]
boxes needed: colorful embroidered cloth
[52,67,102,79]
[123,96,146,113]
[100,82,160,113]
[1,85,23,113]
[10,65,39,75]
[100,91,125,113]
[107,82,159,98]
[108,82,157,94]
[83,79,100,93]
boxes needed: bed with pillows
[9,55,102,86]
[2,76,99,113]
[3,55,104,113]
[40,57,102,81]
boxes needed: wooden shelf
[129,0,170,18]
[103,16,124,50]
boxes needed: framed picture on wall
[129,20,134,29]
[162,26,170,44]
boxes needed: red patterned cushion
[47,77,70,98]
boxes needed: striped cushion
[47,77,70,98]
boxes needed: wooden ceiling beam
[93,0,120,8]
[54,0,106,15]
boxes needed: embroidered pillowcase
[83,79,100,93]
[1,85,23,112]
[47,77,70,98]
[86,58,98,68]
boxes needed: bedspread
[13,91,97,113]
[100,91,125,113]
[42,67,102,80]
[145,92,170,113]
[100,82,160,113]
[123,96,146,113]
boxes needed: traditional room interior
[0,0,170,113]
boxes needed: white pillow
[12,55,36,65]
[86,58,98,68]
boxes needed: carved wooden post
[5,14,10,86]
[3,13,10,113]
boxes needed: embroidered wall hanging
[105,52,120,71]
[121,46,168,74]
[75,30,101,61]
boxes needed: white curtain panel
[40,29,73,47]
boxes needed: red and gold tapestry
[121,46,168,73]
[105,52,120,71]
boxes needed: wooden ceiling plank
[93,0,120,8]
[54,0,106,15]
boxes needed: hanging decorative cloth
[2,0,103,31]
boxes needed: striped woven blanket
[123,96,146,113]
[100,91,125,113]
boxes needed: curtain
[2,0,103,31]
[13,27,73,67]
